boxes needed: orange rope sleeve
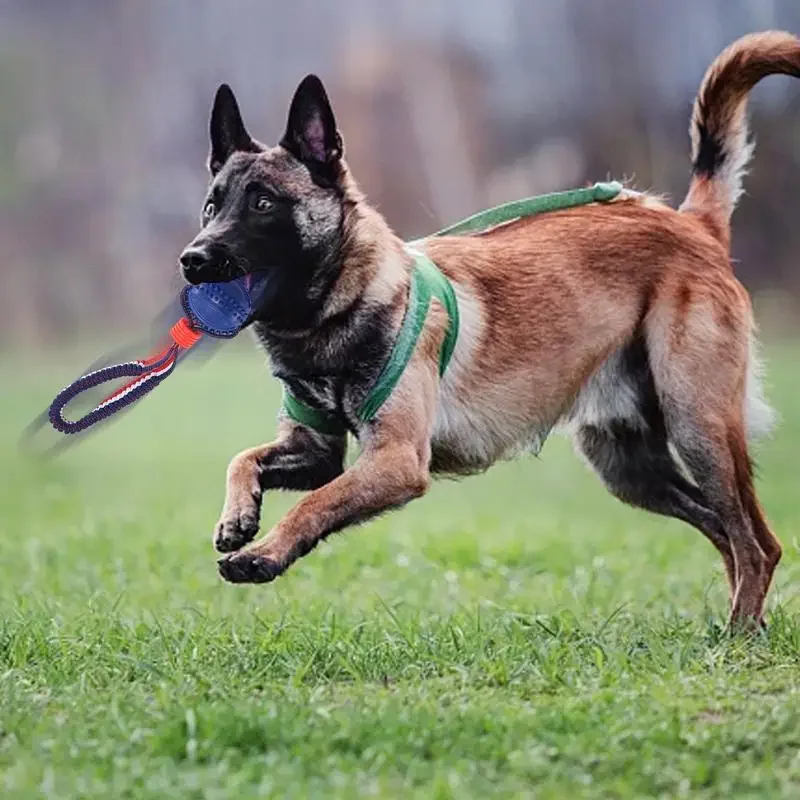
[170,317,202,349]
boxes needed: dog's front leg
[217,356,438,584]
[217,437,430,583]
[214,423,346,553]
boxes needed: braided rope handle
[48,318,201,434]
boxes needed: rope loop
[48,316,202,434]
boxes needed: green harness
[281,180,623,435]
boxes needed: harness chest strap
[281,180,623,435]
[282,247,459,435]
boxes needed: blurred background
[1,0,799,348]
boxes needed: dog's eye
[251,194,272,214]
[202,201,215,222]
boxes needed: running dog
[179,31,800,626]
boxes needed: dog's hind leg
[646,284,779,626]
[576,421,737,598]
[736,460,782,605]
[661,412,774,626]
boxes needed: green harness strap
[281,249,459,436]
[432,181,623,237]
[358,247,459,423]
[282,389,346,436]
[281,181,622,434]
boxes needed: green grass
[2,342,800,798]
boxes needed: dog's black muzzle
[179,241,242,285]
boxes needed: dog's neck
[255,165,409,339]
[327,198,409,315]
[252,166,411,391]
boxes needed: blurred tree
[1,0,799,345]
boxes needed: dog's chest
[431,381,552,473]
[431,392,501,472]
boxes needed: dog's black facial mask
[179,77,346,331]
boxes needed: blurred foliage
[0,49,34,204]
[1,0,800,345]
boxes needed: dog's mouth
[179,247,248,286]
[181,261,246,286]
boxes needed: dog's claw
[214,509,260,553]
[218,552,284,584]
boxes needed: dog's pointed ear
[280,75,343,174]
[208,84,255,175]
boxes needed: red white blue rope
[48,318,202,434]
[48,344,179,434]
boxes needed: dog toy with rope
[43,273,266,438]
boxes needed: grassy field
[1,342,800,799]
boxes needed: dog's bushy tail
[680,31,800,247]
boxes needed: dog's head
[179,76,347,330]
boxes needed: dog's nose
[179,246,211,282]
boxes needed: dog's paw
[217,551,285,584]
[213,498,261,553]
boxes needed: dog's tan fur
[214,32,800,626]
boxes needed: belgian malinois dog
[180,31,799,626]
